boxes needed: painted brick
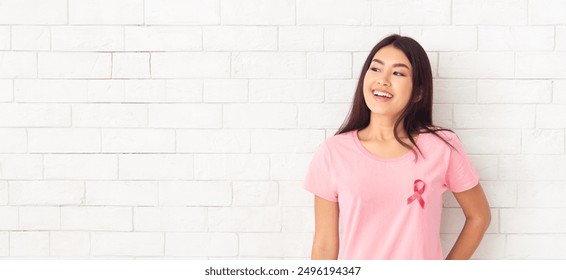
[372,0,450,25]
[165,233,238,257]
[232,52,306,79]
[518,182,566,207]
[0,182,7,205]
[283,207,313,232]
[0,155,42,180]
[469,155,498,181]
[0,232,7,256]
[456,129,521,154]
[113,53,150,79]
[0,128,26,153]
[249,80,323,103]
[39,53,111,79]
[72,104,146,128]
[279,181,314,207]
[298,104,350,128]
[134,207,206,231]
[516,53,566,79]
[499,155,566,180]
[19,207,60,230]
[194,154,269,180]
[52,26,123,51]
[325,80,357,103]
[86,181,158,206]
[554,80,566,104]
[325,27,399,51]
[0,27,9,50]
[165,80,202,103]
[297,0,370,25]
[28,128,100,153]
[239,233,311,258]
[401,26,477,51]
[10,232,49,257]
[208,207,281,232]
[307,52,352,79]
[91,232,163,256]
[479,27,554,51]
[176,129,249,153]
[557,26,566,51]
[61,207,131,231]
[221,0,294,25]
[0,0,66,24]
[69,0,143,24]
[124,80,165,102]
[477,80,552,104]
[15,80,87,103]
[432,104,453,128]
[529,0,566,24]
[119,154,193,180]
[453,105,535,128]
[0,80,12,102]
[270,153,313,180]
[433,79,477,104]
[102,128,174,153]
[279,27,323,51]
[522,129,565,154]
[204,79,248,103]
[0,207,18,230]
[9,181,83,206]
[501,208,566,233]
[251,129,324,153]
[453,0,527,25]
[444,181,517,208]
[439,52,514,79]
[44,154,117,180]
[536,105,566,128]
[0,52,36,78]
[204,26,277,51]
[159,181,231,207]
[11,26,50,51]
[50,232,90,257]
[151,52,230,79]
[223,104,296,129]
[125,27,201,51]
[87,80,125,103]
[507,235,566,259]
[146,0,219,25]
[149,104,221,128]
[233,181,278,206]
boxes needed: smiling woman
[303,34,491,260]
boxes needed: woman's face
[363,44,414,120]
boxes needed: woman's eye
[393,72,405,77]
[370,67,380,72]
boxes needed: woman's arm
[445,183,491,260]
[311,195,340,260]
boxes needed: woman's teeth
[372,90,393,98]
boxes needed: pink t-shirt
[304,129,479,260]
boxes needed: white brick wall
[0,0,564,260]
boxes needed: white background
[0,0,565,259]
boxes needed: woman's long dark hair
[335,34,453,158]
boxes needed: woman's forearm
[445,217,490,260]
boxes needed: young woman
[304,34,491,260]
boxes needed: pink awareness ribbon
[407,179,426,208]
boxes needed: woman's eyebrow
[372,58,410,70]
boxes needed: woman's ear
[413,88,423,103]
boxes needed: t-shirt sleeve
[303,142,338,202]
[445,133,479,193]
